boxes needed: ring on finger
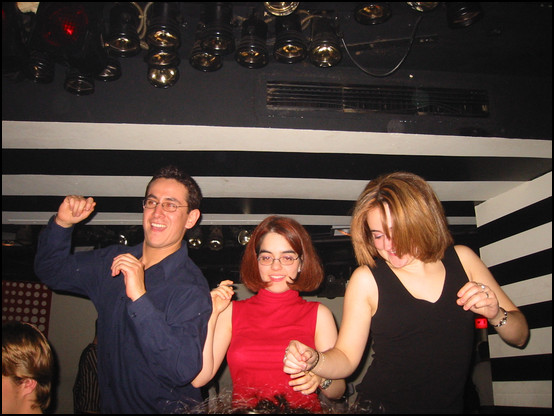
[485,291,489,298]
[480,284,486,291]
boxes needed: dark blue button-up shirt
[34,216,212,413]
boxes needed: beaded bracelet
[490,307,508,327]
[310,351,320,371]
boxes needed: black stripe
[519,301,553,331]
[489,249,552,286]
[2,149,551,181]
[1,196,476,218]
[487,301,552,333]
[490,354,552,381]
[478,197,552,246]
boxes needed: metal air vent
[267,81,489,117]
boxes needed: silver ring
[485,291,489,298]
[480,284,486,291]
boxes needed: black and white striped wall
[476,172,552,411]
[2,121,551,230]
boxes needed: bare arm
[287,304,346,399]
[284,266,375,380]
[455,245,529,348]
[191,281,234,387]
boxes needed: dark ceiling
[2,2,552,290]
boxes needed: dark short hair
[146,165,203,211]
[240,216,324,293]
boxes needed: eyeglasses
[142,199,188,212]
[257,255,299,266]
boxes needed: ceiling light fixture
[105,2,141,57]
[145,2,181,50]
[237,229,252,246]
[24,3,108,89]
[208,226,224,251]
[187,226,203,249]
[264,2,299,17]
[354,2,392,25]
[189,24,223,72]
[406,2,440,13]
[235,10,269,69]
[200,2,235,57]
[63,67,95,95]
[309,14,342,68]
[446,2,483,29]
[273,12,307,64]
[144,2,181,88]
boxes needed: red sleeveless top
[227,288,321,412]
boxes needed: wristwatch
[319,378,332,390]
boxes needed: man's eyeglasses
[142,199,188,212]
[257,255,299,266]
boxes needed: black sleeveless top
[355,246,475,414]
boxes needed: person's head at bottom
[2,321,54,414]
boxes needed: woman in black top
[283,172,529,413]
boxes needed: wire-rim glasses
[257,255,299,266]
[142,198,188,212]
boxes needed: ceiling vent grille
[267,81,489,117]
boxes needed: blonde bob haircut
[351,172,454,268]
[2,321,54,413]
[240,216,324,293]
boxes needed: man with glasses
[34,165,212,414]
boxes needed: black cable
[340,14,424,77]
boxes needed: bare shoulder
[350,264,375,284]
[453,245,481,264]
[346,265,378,300]
[316,303,336,324]
[453,244,489,282]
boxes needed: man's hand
[111,253,146,302]
[55,195,96,228]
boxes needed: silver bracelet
[490,307,508,327]
[319,378,332,390]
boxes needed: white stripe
[0,211,475,227]
[480,223,552,267]
[493,380,552,408]
[489,327,552,359]
[2,175,523,202]
[3,120,552,157]
[476,172,552,227]
[501,275,552,307]
[1,212,356,227]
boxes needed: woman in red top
[192,216,346,412]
